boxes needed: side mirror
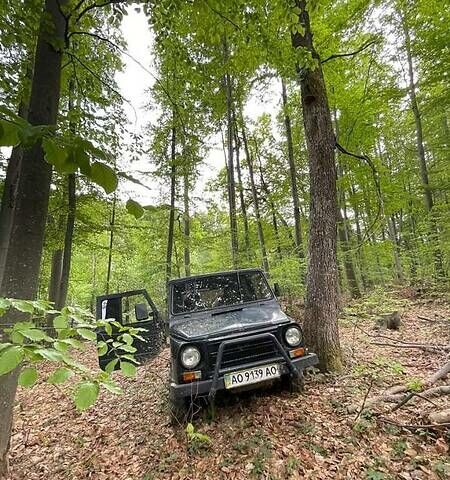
[273,283,281,297]
[135,303,150,321]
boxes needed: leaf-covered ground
[9,291,450,479]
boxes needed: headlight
[180,346,201,369]
[285,326,302,347]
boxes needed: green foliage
[185,422,212,453]
[0,298,142,411]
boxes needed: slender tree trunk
[241,120,269,274]
[281,78,303,258]
[56,173,76,309]
[402,13,444,278]
[183,169,191,277]
[223,38,239,267]
[106,194,116,294]
[0,0,67,475]
[166,123,177,283]
[334,112,360,298]
[48,248,63,305]
[257,156,283,261]
[292,0,342,372]
[337,205,361,298]
[233,111,251,260]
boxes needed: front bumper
[170,352,318,399]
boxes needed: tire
[284,370,305,394]
[169,391,189,426]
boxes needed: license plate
[224,363,281,389]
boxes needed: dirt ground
[8,291,450,479]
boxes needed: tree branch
[321,39,378,64]
[75,0,124,24]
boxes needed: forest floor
[9,289,450,480]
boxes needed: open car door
[95,289,165,370]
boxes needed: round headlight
[285,326,302,347]
[180,346,201,369]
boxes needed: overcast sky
[115,7,280,210]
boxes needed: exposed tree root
[425,360,450,385]
[378,416,450,431]
[428,408,450,424]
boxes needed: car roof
[167,268,265,285]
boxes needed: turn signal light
[182,370,202,382]
[289,347,305,358]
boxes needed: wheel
[169,391,189,426]
[283,370,305,393]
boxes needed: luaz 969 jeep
[96,268,318,422]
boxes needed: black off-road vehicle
[96,269,318,421]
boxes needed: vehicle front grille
[207,334,283,373]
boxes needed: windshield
[171,271,272,314]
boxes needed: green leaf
[126,199,145,219]
[43,137,68,170]
[120,361,136,377]
[97,341,108,356]
[53,315,69,330]
[0,120,20,146]
[35,348,63,362]
[121,333,133,345]
[73,146,91,176]
[74,381,99,410]
[48,367,72,384]
[77,328,97,341]
[0,346,24,375]
[18,124,48,148]
[101,381,123,395]
[186,423,195,435]
[90,162,118,194]
[18,367,38,387]
[105,358,118,373]
[0,298,11,315]
[11,299,35,314]
[119,344,137,353]
[21,328,48,341]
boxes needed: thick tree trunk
[402,13,444,278]
[106,194,116,294]
[166,124,177,283]
[183,170,191,277]
[0,61,32,288]
[56,173,76,309]
[241,120,270,274]
[281,78,303,258]
[0,1,67,475]
[292,0,342,372]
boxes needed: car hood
[170,302,290,339]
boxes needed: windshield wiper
[211,306,244,316]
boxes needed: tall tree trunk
[183,169,191,277]
[292,0,342,372]
[241,120,269,274]
[257,156,283,261]
[402,12,444,277]
[48,248,63,305]
[166,123,177,283]
[106,194,116,294]
[281,78,303,258]
[233,111,251,260]
[334,112,360,298]
[223,38,239,267]
[56,173,76,309]
[0,0,67,475]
